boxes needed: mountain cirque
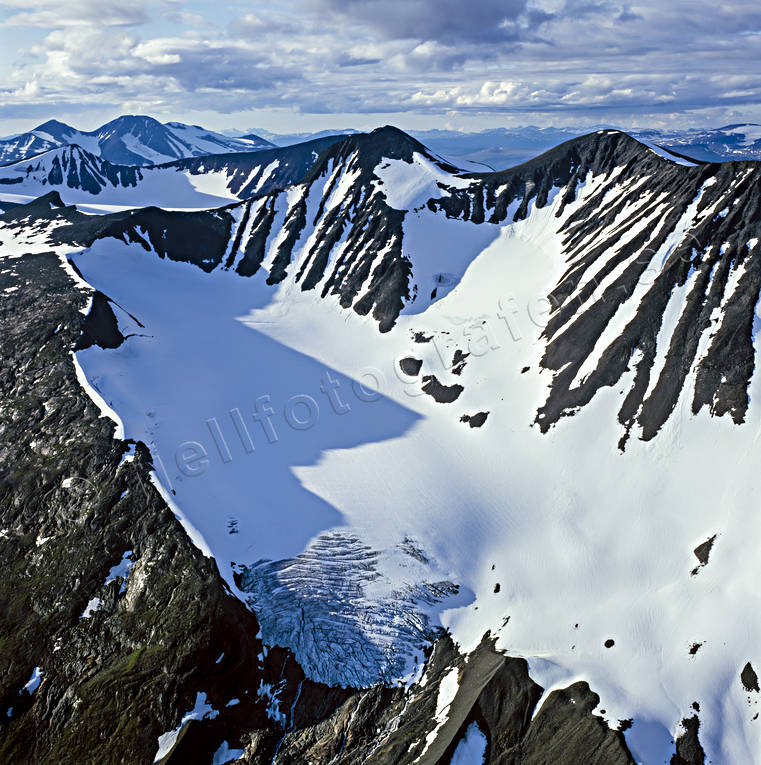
[2,125,761,763]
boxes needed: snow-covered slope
[0,115,275,167]
[0,146,142,201]
[164,122,272,154]
[0,135,345,211]
[0,119,73,165]
[4,126,761,763]
[94,115,275,165]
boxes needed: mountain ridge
[255,122,761,168]
[0,134,347,210]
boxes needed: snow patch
[375,152,471,210]
[22,667,42,694]
[105,550,135,594]
[80,597,103,619]
[450,721,487,765]
[211,741,245,764]
[153,692,219,762]
[416,666,461,760]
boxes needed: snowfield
[0,150,242,211]
[5,132,761,764]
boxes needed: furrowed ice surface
[48,129,761,763]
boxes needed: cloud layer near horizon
[1,0,759,130]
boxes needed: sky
[1,0,760,136]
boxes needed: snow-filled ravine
[26,151,759,765]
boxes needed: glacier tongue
[237,530,462,687]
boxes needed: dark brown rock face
[671,716,706,765]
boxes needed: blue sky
[1,0,760,135]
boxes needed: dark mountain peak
[365,124,428,157]
[341,125,427,163]
[33,119,76,136]
[98,114,164,132]
[483,128,701,188]
[424,126,714,237]
[523,128,647,164]
[1,190,70,219]
[304,125,438,185]
[44,190,67,208]
[371,124,421,141]
[95,116,178,165]
[30,120,78,148]
[31,190,67,209]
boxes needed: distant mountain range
[0,115,274,167]
[3,116,760,175]
[633,123,761,162]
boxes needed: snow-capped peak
[0,115,277,168]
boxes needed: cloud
[0,0,152,27]
[1,0,761,129]
[410,81,531,107]
[0,23,300,118]
[305,0,551,44]
[336,53,382,68]
[407,70,761,117]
